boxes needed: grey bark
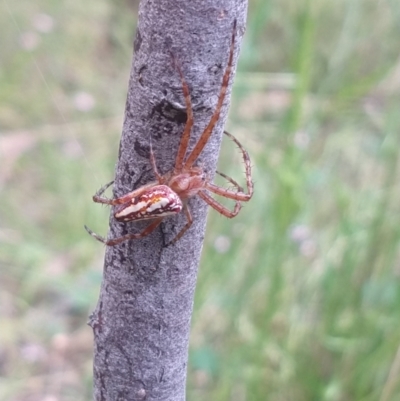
[89,1,247,400]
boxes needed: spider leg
[183,19,237,169]
[198,190,242,218]
[170,53,194,172]
[84,218,163,246]
[215,170,244,192]
[210,130,253,201]
[92,181,115,204]
[165,204,193,246]
[205,130,253,202]
[205,181,251,202]
[93,181,160,206]
[149,134,164,184]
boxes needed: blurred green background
[2,0,400,400]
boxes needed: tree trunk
[89,1,248,400]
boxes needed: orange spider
[85,19,253,246]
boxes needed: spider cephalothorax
[85,19,253,246]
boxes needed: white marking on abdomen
[116,201,147,218]
[147,197,169,212]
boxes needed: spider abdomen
[114,185,182,222]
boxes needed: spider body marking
[85,19,254,247]
[113,184,183,221]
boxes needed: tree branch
[89,1,248,400]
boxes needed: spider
[85,19,253,246]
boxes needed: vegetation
[1,0,400,400]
